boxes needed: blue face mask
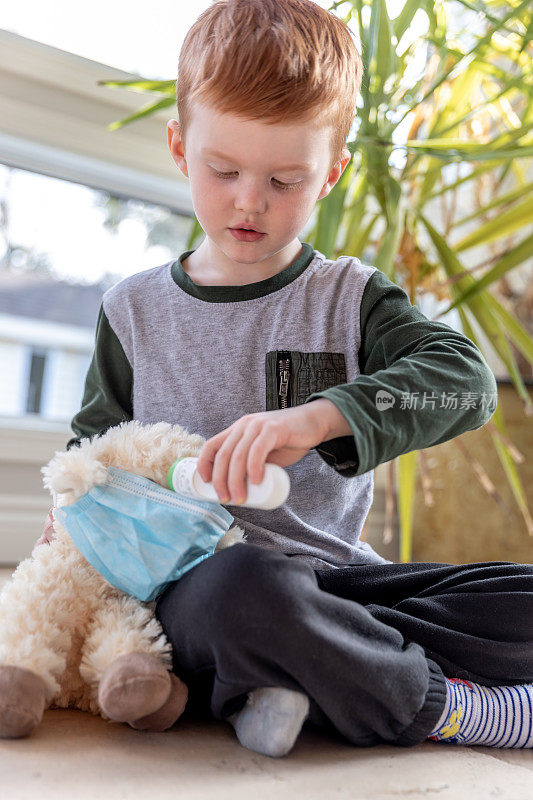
[54,466,235,602]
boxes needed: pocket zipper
[277,351,292,409]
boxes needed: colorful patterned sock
[428,677,533,748]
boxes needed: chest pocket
[265,350,347,411]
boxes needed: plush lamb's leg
[80,594,187,728]
[0,543,78,737]
[126,671,188,732]
[0,666,46,739]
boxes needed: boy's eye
[211,169,301,191]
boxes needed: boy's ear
[317,147,351,202]
[167,119,189,178]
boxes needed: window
[0,164,194,425]
[25,349,47,414]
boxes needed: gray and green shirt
[67,241,497,568]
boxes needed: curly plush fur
[0,420,245,719]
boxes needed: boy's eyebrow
[201,148,313,171]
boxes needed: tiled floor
[1,567,532,799]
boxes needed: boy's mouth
[229,227,266,242]
[230,224,264,233]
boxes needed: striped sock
[428,677,533,748]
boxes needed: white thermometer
[168,456,290,510]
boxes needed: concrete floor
[1,568,532,799]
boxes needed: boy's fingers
[209,427,243,503]
[229,423,276,501]
[196,448,213,482]
[197,430,228,482]
[197,416,261,503]
[247,431,274,484]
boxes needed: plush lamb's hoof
[128,673,188,732]
[0,665,46,739]
[99,653,172,723]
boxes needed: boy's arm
[303,269,498,477]
[66,303,133,450]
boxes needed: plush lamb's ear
[41,449,108,505]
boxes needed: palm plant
[97,0,533,561]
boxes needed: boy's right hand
[36,508,56,546]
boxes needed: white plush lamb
[0,420,245,739]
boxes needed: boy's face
[167,100,350,277]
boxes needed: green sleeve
[303,268,498,477]
[66,304,133,450]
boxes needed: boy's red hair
[176,0,363,172]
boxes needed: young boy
[40,0,533,757]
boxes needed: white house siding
[42,348,91,421]
[0,340,27,416]
[0,314,94,419]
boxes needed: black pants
[155,543,533,747]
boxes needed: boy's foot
[428,677,533,748]
[228,686,310,757]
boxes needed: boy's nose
[235,187,267,215]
